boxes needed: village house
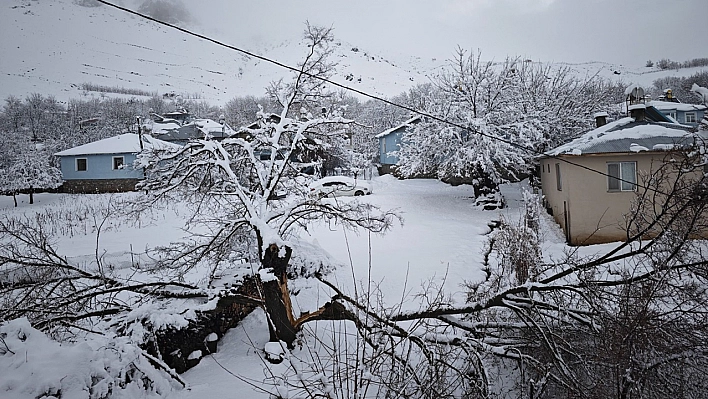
[540,89,705,245]
[54,133,180,193]
[149,110,235,145]
[375,116,421,175]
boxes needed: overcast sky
[187,0,708,66]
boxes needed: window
[555,163,562,191]
[607,161,636,191]
[685,112,697,124]
[112,156,124,170]
[666,111,677,120]
[76,158,87,171]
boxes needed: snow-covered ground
[0,175,620,398]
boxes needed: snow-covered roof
[150,121,182,135]
[193,118,235,135]
[648,100,706,112]
[54,133,181,156]
[544,117,698,156]
[691,83,708,102]
[152,118,234,142]
[375,116,421,138]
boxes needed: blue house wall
[59,153,142,180]
[651,103,706,127]
[378,131,402,165]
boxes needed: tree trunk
[260,244,298,348]
[13,192,17,207]
[29,188,34,205]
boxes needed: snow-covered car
[309,176,371,197]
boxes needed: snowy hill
[1,0,706,105]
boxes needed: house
[153,118,235,144]
[648,100,706,127]
[54,133,180,193]
[539,101,703,245]
[375,116,421,174]
[149,111,234,145]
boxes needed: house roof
[375,116,422,138]
[544,117,699,156]
[54,133,181,156]
[153,118,235,142]
[648,100,706,112]
[245,113,282,130]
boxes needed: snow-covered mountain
[1,0,706,105]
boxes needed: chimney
[593,111,609,128]
[628,104,646,121]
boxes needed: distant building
[648,100,706,127]
[149,110,235,145]
[54,133,180,193]
[375,116,421,175]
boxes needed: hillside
[1,0,706,105]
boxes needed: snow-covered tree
[6,143,62,205]
[397,49,620,203]
[136,23,398,347]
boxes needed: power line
[92,0,682,195]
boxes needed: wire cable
[92,0,689,196]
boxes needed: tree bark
[260,244,298,347]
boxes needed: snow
[546,117,695,156]
[264,341,288,363]
[692,83,708,103]
[258,268,278,282]
[0,0,448,103]
[0,318,179,399]
[150,122,182,134]
[649,100,707,112]
[0,176,663,398]
[374,116,421,138]
[629,143,649,152]
[653,143,678,151]
[54,133,181,156]
[624,83,645,96]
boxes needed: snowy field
[1,176,617,398]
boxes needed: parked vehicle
[309,176,371,197]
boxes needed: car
[309,176,372,198]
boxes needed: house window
[382,139,387,154]
[76,158,87,171]
[555,163,562,191]
[685,112,697,124]
[666,111,677,120]
[607,161,636,191]
[112,156,124,170]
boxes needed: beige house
[540,109,703,245]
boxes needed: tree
[6,143,62,205]
[396,50,620,203]
[136,23,398,348]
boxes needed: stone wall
[61,179,141,194]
